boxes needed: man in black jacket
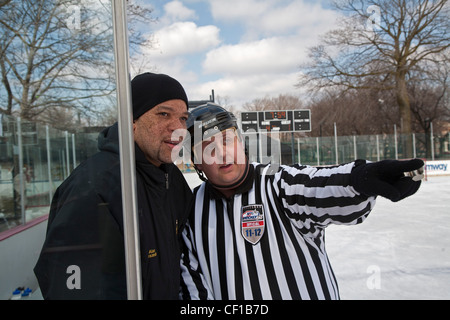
[34,73,192,299]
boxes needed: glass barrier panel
[0,0,131,300]
[0,115,17,231]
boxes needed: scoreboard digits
[264,111,286,120]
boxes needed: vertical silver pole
[412,133,416,159]
[334,122,338,164]
[17,117,25,224]
[297,139,301,164]
[111,0,142,300]
[277,133,282,164]
[72,134,77,169]
[430,122,435,161]
[316,137,320,166]
[394,124,398,160]
[258,133,263,163]
[65,131,70,176]
[46,126,53,202]
[376,135,380,161]
[353,135,357,160]
[61,150,66,179]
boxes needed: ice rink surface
[326,176,450,300]
[184,173,450,300]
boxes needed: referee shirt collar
[206,163,254,200]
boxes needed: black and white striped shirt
[180,161,376,300]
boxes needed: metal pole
[334,122,338,164]
[353,135,357,160]
[412,133,416,159]
[316,137,320,166]
[65,131,70,177]
[72,134,77,169]
[290,132,294,164]
[430,122,435,161]
[46,126,53,202]
[277,133,282,164]
[111,0,142,300]
[394,124,398,160]
[376,134,380,161]
[17,117,25,224]
[258,133,263,163]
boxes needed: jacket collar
[135,143,173,188]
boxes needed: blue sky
[133,0,340,109]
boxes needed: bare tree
[243,94,305,112]
[0,0,154,128]
[298,0,449,155]
[409,65,450,133]
[307,88,400,137]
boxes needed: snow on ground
[185,173,450,300]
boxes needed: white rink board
[426,160,450,176]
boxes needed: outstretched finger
[380,159,424,176]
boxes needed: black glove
[351,159,424,202]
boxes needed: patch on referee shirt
[241,204,265,245]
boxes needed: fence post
[394,124,398,160]
[72,133,76,169]
[16,117,25,224]
[334,122,338,164]
[430,122,435,160]
[291,132,295,164]
[65,131,70,177]
[316,137,320,166]
[46,126,53,202]
[376,135,380,161]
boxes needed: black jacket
[34,123,193,299]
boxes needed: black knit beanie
[131,72,189,120]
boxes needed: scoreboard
[241,110,311,132]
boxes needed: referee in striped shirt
[180,103,423,300]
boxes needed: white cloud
[203,36,303,75]
[201,0,339,81]
[208,0,272,22]
[162,1,197,24]
[191,72,302,108]
[137,0,340,108]
[207,0,339,39]
[153,21,221,57]
[259,1,338,36]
